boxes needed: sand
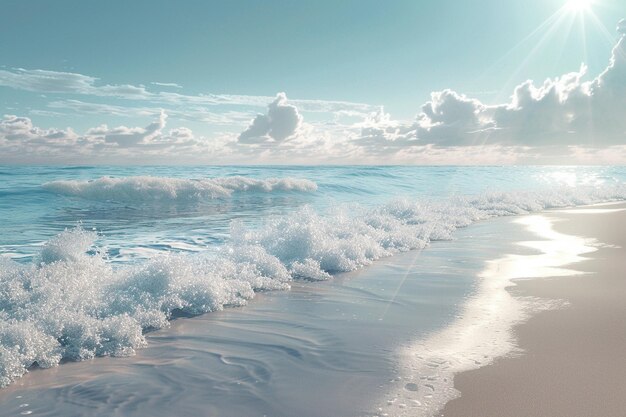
[442,203,626,417]
[1,216,507,417]
[1,204,623,417]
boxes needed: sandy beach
[1,166,625,417]
[443,203,626,417]
[1,1,626,415]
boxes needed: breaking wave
[1,184,625,387]
[42,176,318,202]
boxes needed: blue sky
[0,0,625,164]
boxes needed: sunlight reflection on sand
[378,213,599,417]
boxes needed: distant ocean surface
[1,165,625,409]
[3,166,625,264]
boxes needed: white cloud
[238,93,304,143]
[0,68,375,115]
[0,68,149,98]
[0,110,623,165]
[47,99,254,125]
[411,24,626,147]
[150,81,183,89]
[0,111,209,163]
[48,100,156,117]
[0,69,96,94]
[414,89,491,146]
[329,21,625,158]
[0,114,77,144]
[352,108,418,154]
[1,21,625,164]
[96,110,168,147]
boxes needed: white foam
[0,184,625,387]
[42,176,318,202]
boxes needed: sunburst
[564,0,594,13]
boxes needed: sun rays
[478,0,615,87]
[463,0,621,148]
[565,0,594,12]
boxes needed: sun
[564,0,593,12]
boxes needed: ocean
[0,165,625,416]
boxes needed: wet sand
[1,205,624,417]
[443,203,626,417]
[1,217,522,417]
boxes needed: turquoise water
[1,165,624,262]
[0,165,625,391]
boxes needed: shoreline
[0,215,492,417]
[0,202,624,416]
[376,206,601,416]
[442,203,626,417]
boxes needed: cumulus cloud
[238,93,303,143]
[334,25,625,163]
[352,108,418,154]
[0,114,77,144]
[0,115,82,162]
[83,111,203,151]
[0,111,208,164]
[1,109,623,165]
[92,110,168,147]
[1,21,625,164]
[411,21,626,147]
[414,90,492,146]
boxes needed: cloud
[1,110,624,165]
[0,68,149,98]
[334,25,626,163]
[0,114,77,144]
[1,21,625,165]
[0,111,209,163]
[238,93,304,143]
[150,82,183,89]
[352,108,418,154]
[0,69,96,94]
[95,110,168,147]
[414,90,491,146]
[0,115,81,162]
[47,99,255,126]
[411,22,626,147]
[0,68,375,115]
[48,100,156,117]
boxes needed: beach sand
[1,203,624,417]
[442,203,626,417]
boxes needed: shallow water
[0,166,625,414]
[1,165,623,263]
[0,218,528,417]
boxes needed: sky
[0,0,625,164]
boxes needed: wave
[1,184,625,387]
[42,176,318,202]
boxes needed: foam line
[42,176,318,202]
[0,184,624,387]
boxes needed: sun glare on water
[565,0,593,12]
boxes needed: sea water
[0,166,625,416]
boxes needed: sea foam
[1,184,625,387]
[42,176,318,202]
